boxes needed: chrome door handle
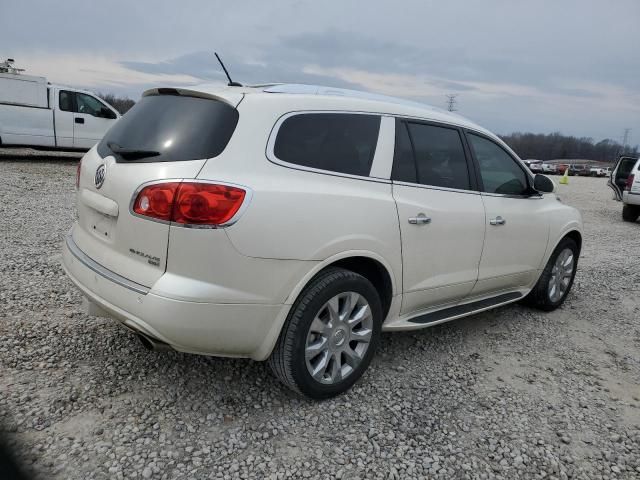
[408,214,431,225]
[490,216,506,226]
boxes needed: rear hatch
[72,89,240,287]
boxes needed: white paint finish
[60,83,585,360]
[63,243,287,359]
[161,226,318,304]
[392,184,486,314]
[80,188,119,217]
[73,147,206,287]
[471,194,550,295]
[0,74,118,148]
[369,115,395,179]
[0,73,48,107]
[0,104,55,146]
[73,110,117,149]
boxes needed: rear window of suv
[273,113,381,177]
[97,93,239,162]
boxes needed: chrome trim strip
[391,180,481,195]
[65,235,150,295]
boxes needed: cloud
[3,0,638,140]
[19,54,200,94]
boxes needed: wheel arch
[563,229,582,253]
[253,251,398,361]
[286,251,397,318]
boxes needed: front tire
[522,237,579,311]
[268,268,382,399]
[622,204,640,222]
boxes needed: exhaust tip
[137,333,172,352]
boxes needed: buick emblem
[94,164,106,189]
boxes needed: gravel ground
[0,147,83,160]
[0,159,639,480]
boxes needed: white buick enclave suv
[62,84,583,398]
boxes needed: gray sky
[2,0,638,143]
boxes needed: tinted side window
[407,123,470,190]
[59,91,73,112]
[274,113,381,176]
[468,134,528,195]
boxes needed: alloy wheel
[305,291,373,385]
[548,248,575,302]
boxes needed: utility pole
[445,94,458,112]
[621,128,631,151]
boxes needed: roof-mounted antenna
[214,52,242,87]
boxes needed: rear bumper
[62,234,288,360]
[623,191,640,206]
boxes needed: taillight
[76,159,82,189]
[133,182,247,226]
[625,174,635,191]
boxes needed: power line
[445,94,458,112]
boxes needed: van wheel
[622,204,640,222]
[268,268,382,399]
[522,237,579,311]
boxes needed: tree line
[96,93,135,114]
[499,132,638,163]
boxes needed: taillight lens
[76,159,82,189]
[625,174,635,191]
[133,182,246,226]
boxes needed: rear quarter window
[273,113,381,177]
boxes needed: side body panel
[472,194,550,295]
[0,104,55,146]
[392,184,485,314]
[201,94,403,289]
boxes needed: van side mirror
[533,174,555,193]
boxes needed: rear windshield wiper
[108,142,161,160]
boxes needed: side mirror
[534,174,555,193]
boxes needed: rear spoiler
[142,87,243,108]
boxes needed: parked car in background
[557,164,570,175]
[62,83,583,398]
[542,163,558,174]
[0,60,120,149]
[568,164,589,176]
[590,166,608,177]
[525,160,543,173]
[608,155,640,222]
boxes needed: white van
[0,67,120,149]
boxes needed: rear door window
[392,120,472,190]
[273,113,381,176]
[97,94,239,162]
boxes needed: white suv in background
[609,155,640,222]
[62,84,583,398]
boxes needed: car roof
[144,82,494,137]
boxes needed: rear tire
[622,204,640,222]
[522,237,579,311]
[268,267,382,400]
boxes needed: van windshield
[97,94,239,162]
